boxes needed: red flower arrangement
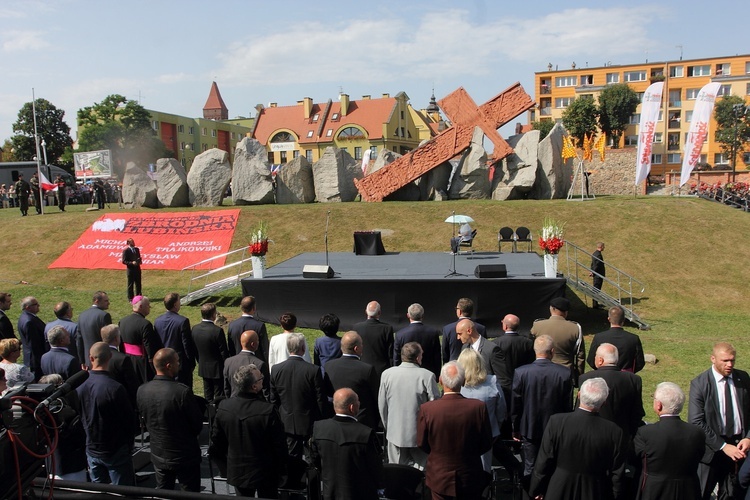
[539,217,565,255]
[249,221,270,257]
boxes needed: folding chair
[498,227,515,253]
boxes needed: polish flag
[39,171,57,191]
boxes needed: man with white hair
[634,382,705,500]
[394,303,441,380]
[530,377,625,500]
[40,325,81,380]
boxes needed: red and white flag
[39,170,57,191]
[680,82,722,186]
[635,82,664,186]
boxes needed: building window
[668,111,681,129]
[747,83,750,95]
[579,94,594,100]
[189,126,194,135]
[669,66,684,78]
[687,65,710,77]
[338,126,365,139]
[267,152,274,163]
[178,124,184,133]
[746,62,750,74]
[230,132,235,139]
[312,113,319,122]
[667,153,681,164]
[624,71,646,82]
[716,63,731,76]
[555,97,574,108]
[305,149,313,162]
[629,113,640,124]
[326,129,333,137]
[651,154,662,164]
[400,110,405,119]
[293,150,300,159]
[624,135,638,146]
[686,111,693,123]
[354,147,363,160]
[606,72,620,84]
[668,89,682,107]
[211,129,217,137]
[654,132,663,143]
[555,76,577,87]
[331,113,339,121]
[718,85,731,97]
[370,146,377,156]
[636,92,644,101]
[743,152,750,165]
[715,153,727,164]
[180,141,186,150]
[280,151,287,163]
[668,132,680,150]
[202,128,207,136]
[580,74,594,85]
[202,144,208,152]
[686,88,700,100]
[658,110,664,122]
[306,130,314,138]
[271,132,294,143]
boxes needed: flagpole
[31,88,45,215]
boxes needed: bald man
[352,301,394,379]
[224,330,270,399]
[312,388,382,500]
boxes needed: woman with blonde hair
[457,348,506,472]
[0,338,34,394]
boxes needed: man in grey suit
[44,301,82,368]
[689,342,750,499]
[77,291,112,367]
[379,341,440,470]
[456,318,503,377]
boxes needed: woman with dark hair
[314,313,342,376]
[268,312,311,374]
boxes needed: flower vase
[251,255,266,279]
[544,253,558,278]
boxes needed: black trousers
[154,461,201,492]
[126,267,141,300]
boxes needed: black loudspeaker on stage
[474,264,507,278]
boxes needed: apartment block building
[530,54,750,175]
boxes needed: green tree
[11,98,73,165]
[77,94,169,177]
[714,95,750,168]
[532,120,555,140]
[597,83,639,149]
[561,97,598,143]
[1,139,18,162]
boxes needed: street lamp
[41,139,48,165]
[731,103,748,182]
[184,143,192,167]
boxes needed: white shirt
[712,366,742,437]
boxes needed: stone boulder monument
[155,158,190,207]
[231,137,275,205]
[276,155,315,204]
[122,162,158,209]
[312,147,362,202]
[187,148,232,207]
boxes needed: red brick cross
[354,82,535,202]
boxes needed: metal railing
[561,241,649,329]
[180,247,254,305]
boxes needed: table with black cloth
[353,231,386,255]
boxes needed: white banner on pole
[635,82,664,186]
[680,82,722,186]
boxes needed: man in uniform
[14,173,30,216]
[530,297,585,386]
[29,172,42,214]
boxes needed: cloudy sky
[0,0,746,143]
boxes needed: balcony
[668,100,682,108]
[668,141,681,151]
[668,120,681,129]
[539,107,552,116]
[540,85,551,95]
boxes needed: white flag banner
[680,82,722,186]
[635,82,665,186]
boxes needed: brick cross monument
[354,82,535,202]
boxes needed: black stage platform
[241,251,566,336]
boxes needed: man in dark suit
[210,364,288,498]
[635,382,705,500]
[511,334,574,493]
[0,292,14,340]
[119,296,163,385]
[77,291,112,367]
[121,238,142,302]
[153,292,197,388]
[689,342,750,499]
[456,318,502,377]
[494,314,534,408]
[101,324,138,408]
[441,298,487,364]
[323,331,379,429]
[417,361,493,500]
[40,325,81,380]
[44,301,83,368]
[137,348,204,492]
[227,295,268,362]
[590,241,605,308]
[223,330,269,399]
[270,332,326,459]
[530,377,625,500]
[394,303,442,380]
[192,302,228,403]
[312,388,382,500]
[352,300,394,379]
[17,296,47,381]
[587,305,646,373]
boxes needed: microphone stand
[445,211,466,277]
[325,210,335,274]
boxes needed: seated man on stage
[451,223,474,254]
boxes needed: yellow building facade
[530,54,750,176]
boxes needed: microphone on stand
[303,210,335,279]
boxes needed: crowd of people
[1,289,749,500]
[0,175,121,214]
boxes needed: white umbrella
[444,214,474,224]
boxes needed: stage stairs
[180,247,254,305]
[560,241,649,330]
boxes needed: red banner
[49,210,241,270]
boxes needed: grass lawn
[2,194,749,420]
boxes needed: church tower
[203,81,228,120]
